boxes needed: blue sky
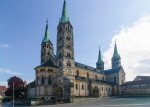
[1,0,150,86]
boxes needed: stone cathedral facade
[27,0,125,102]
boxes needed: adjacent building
[120,76,150,96]
[0,86,7,97]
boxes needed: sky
[1,0,150,87]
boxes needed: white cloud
[103,15,150,81]
[0,68,24,76]
[0,44,9,48]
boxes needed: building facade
[27,0,126,102]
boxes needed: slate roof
[37,60,57,68]
[122,80,150,86]
[104,66,122,74]
[75,62,101,73]
[136,76,150,80]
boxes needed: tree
[5,76,25,98]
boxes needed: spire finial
[46,18,48,24]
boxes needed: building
[0,86,7,97]
[120,76,150,96]
[27,0,125,102]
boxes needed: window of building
[66,44,71,49]
[87,72,89,78]
[114,76,116,83]
[48,69,53,72]
[67,61,71,67]
[76,84,78,89]
[59,53,62,58]
[48,77,52,84]
[82,84,84,90]
[40,69,45,71]
[102,76,104,81]
[102,87,103,91]
[41,76,45,84]
[95,74,97,80]
[76,70,79,76]
[66,36,71,41]
[67,52,71,58]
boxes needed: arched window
[48,77,52,84]
[76,70,79,76]
[67,52,71,58]
[41,76,45,84]
[66,36,71,41]
[82,84,84,89]
[102,87,103,91]
[87,72,89,78]
[95,74,97,80]
[67,61,71,67]
[76,84,78,89]
[66,44,71,49]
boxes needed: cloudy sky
[0,0,150,86]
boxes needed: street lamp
[13,82,14,107]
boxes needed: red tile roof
[0,86,7,90]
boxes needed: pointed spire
[43,19,50,42]
[113,40,120,57]
[60,0,69,23]
[98,46,103,62]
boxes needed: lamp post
[13,82,14,107]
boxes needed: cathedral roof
[60,0,69,23]
[43,20,50,42]
[38,60,57,68]
[75,62,102,73]
[104,66,122,74]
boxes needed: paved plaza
[1,97,150,107]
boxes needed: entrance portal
[56,86,63,98]
[93,86,99,97]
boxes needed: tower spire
[113,40,120,57]
[60,0,69,23]
[98,46,102,62]
[43,19,50,42]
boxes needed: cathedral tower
[96,47,104,72]
[111,41,121,68]
[41,20,55,65]
[56,0,75,75]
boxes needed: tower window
[48,77,52,84]
[66,36,71,41]
[67,61,71,67]
[67,52,71,58]
[59,53,62,58]
[66,44,71,49]
[41,76,45,84]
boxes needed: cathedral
[27,0,125,102]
